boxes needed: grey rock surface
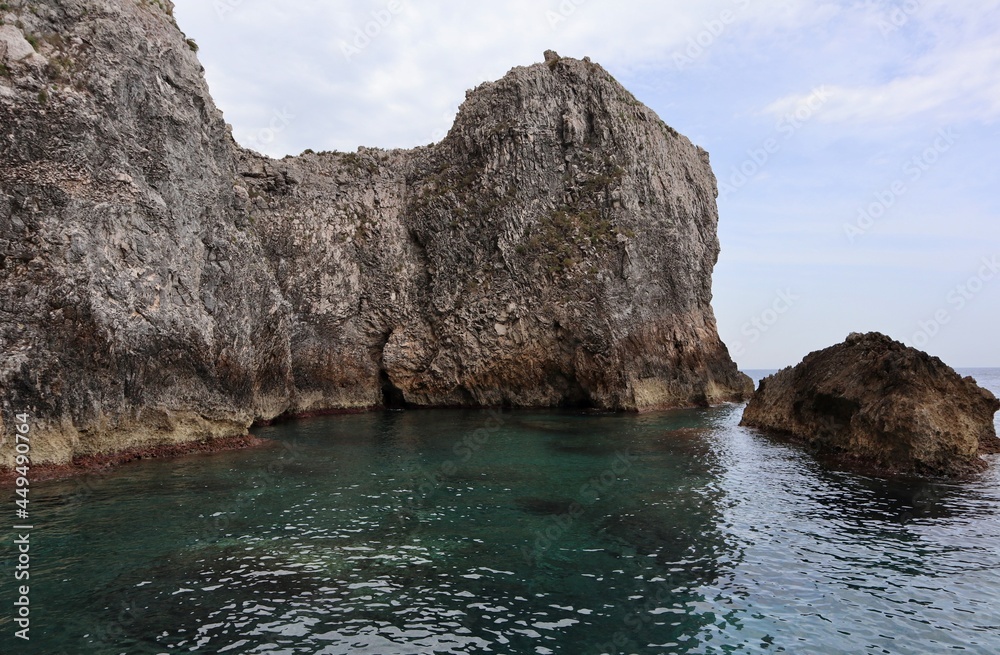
[0,0,292,464]
[0,0,749,465]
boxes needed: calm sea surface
[2,369,999,654]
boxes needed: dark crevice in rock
[372,331,407,409]
[456,386,479,406]
[379,368,407,410]
[808,393,860,427]
[690,392,710,408]
[556,373,594,409]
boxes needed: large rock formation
[241,50,751,414]
[741,332,1000,477]
[1,0,294,466]
[0,1,749,466]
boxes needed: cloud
[763,3,1000,126]
[178,1,1000,148]
[766,42,1000,126]
[174,0,840,155]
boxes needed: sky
[172,0,1000,369]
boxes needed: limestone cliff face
[0,0,292,464]
[0,3,749,466]
[243,51,751,414]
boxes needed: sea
[1,369,999,654]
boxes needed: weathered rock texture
[1,0,294,466]
[241,51,752,415]
[0,1,749,466]
[741,332,1000,478]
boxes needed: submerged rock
[740,332,1000,478]
[0,0,748,466]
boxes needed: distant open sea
[2,369,999,654]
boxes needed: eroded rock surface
[741,332,1000,477]
[242,51,752,414]
[0,0,749,466]
[0,0,293,465]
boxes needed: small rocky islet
[741,332,1000,478]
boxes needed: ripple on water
[4,395,1000,654]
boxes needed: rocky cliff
[0,1,749,466]
[741,332,1000,478]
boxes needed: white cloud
[175,0,841,155]
[764,3,1000,126]
[767,41,1000,125]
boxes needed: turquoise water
[2,369,999,654]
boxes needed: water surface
[2,369,999,654]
